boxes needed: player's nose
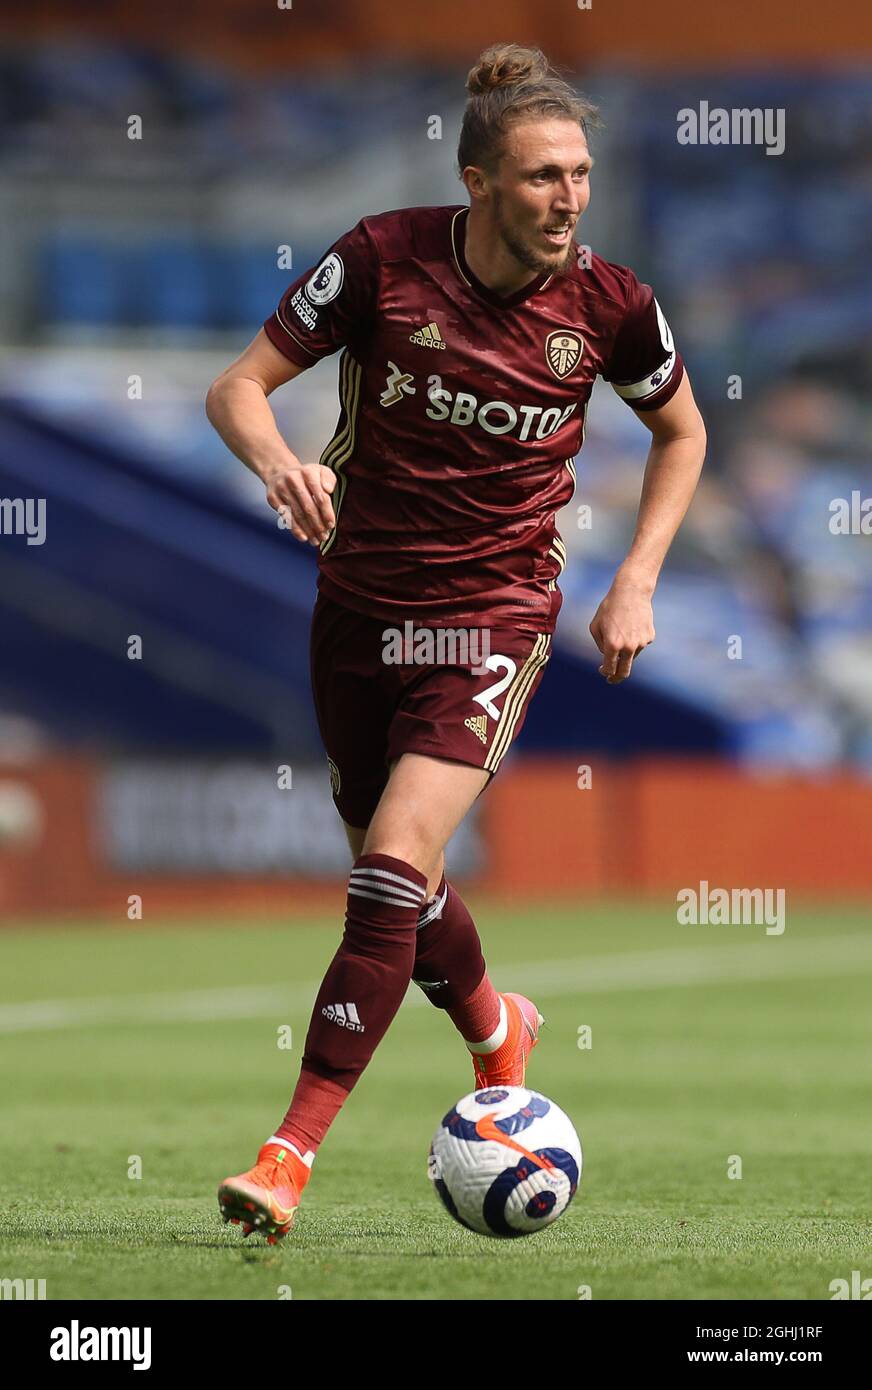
[552,179,581,216]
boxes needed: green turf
[1,901,870,1300]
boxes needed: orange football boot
[218,1141,310,1244]
[471,992,545,1090]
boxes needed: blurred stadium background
[1,0,871,920]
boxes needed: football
[428,1085,582,1238]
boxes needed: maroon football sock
[446,971,504,1048]
[412,877,500,1044]
[273,1070,350,1159]
[275,853,427,1155]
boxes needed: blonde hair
[458,43,600,176]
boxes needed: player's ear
[462,166,489,201]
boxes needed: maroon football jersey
[264,205,684,632]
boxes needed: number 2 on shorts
[472,654,518,720]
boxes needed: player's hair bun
[466,44,549,95]
[458,43,600,177]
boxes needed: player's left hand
[588,578,655,684]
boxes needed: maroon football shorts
[309,590,552,828]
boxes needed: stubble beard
[494,192,577,278]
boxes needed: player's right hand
[263,463,337,546]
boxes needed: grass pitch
[1,900,870,1300]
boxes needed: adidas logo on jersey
[322,1002,365,1032]
[410,321,446,349]
[464,713,488,744]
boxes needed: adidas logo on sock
[409,320,446,349]
[463,713,488,744]
[322,1001,365,1032]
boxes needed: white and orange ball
[428,1086,582,1238]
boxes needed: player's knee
[360,832,438,886]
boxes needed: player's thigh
[362,752,488,880]
[342,821,368,859]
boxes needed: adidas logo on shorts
[464,713,488,744]
[322,1001,365,1032]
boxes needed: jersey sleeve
[600,270,684,412]
[263,218,379,368]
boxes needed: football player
[207,42,706,1240]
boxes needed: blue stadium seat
[136,238,213,329]
[41,233,129,326]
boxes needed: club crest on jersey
[545,330,584,380]
[305,252,344,305]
